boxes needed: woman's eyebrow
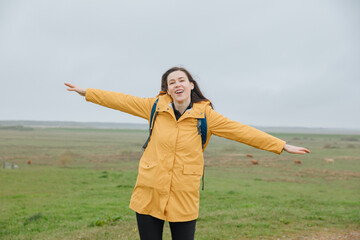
[168,77,184,81]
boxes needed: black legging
[136,213,196,240]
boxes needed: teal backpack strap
[197,115,207,190]
[200,115,207,148]
[142,98,159,150]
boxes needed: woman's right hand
[283,144,310,154]
[64,83,87,96]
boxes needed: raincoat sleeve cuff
[278,140,287,155]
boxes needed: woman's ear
[191,82,194,90]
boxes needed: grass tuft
[24,213,46,226]
[88,215,122,227]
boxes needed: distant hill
[1,120,360,134]
[0,120,148,130]
[254,126,360,135]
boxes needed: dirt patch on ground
[261,177,306,183]
[296,168,360,180]
[336,156,360,161]
[90,152,142,163]
[205,155,298,167]
[205,155,360,182]
[204,155,282,168]
[285,229,360,240]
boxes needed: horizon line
[1,119,360,131]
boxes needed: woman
[65,67,310,240]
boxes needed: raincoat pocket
[140,161,158,169]
[138,161,159,186]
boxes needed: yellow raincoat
[85,88,286,222]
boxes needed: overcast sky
[1,0,359,129]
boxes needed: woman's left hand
[283,144,310,154]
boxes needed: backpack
[142,98,208,190]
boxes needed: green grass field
[0,128,359,239]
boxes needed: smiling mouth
[175,90,184,94]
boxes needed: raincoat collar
[156,93,207,120]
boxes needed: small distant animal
[294,160,302,165]
[246,154,253,158]
[324,158,334,164]
[27,160,32,165]
[251,159,258,165]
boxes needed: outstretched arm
[206,107,286,154]
[206,107,311,155]
[283,144,310,154]
[64,82,155,120]
[64,83,86,96]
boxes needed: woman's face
[167,70,194,104]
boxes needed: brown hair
[161,67,213,108]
